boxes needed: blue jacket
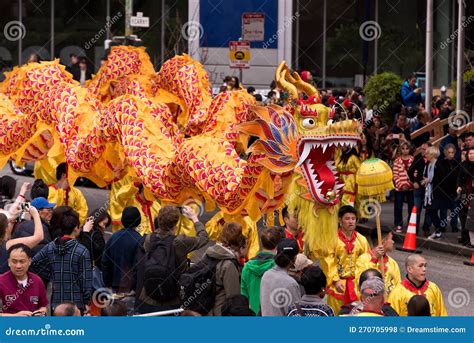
[101,227,142,292]
[401,81,421,107]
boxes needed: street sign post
[131,12,150,28]
[229,41,250,69]
[242,12,265,41]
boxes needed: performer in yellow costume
[48,163,88,223]
[110,179,161,235]
[336,146,362,207]
[388,254,447,316]
[355,230,401,297]
[324,205,370,314]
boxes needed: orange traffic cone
[397,206,422,253]
[464,251,474,266]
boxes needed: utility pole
[125,0,133,36]
[456,0,465,112]
[425,0,433,116]
[50,0,55,59]
[374,0,378,74]
[18,0,22,65]
[322,0,327,88]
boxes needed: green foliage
[363,72,403,124]
[452,69,474,106]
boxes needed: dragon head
[276,62,361,207]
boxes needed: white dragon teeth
[296,143,312,167]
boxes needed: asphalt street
[2,166,473,315]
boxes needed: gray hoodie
[205,243,241,316]
[260,265,302,316]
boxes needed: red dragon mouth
[297,135,358,206]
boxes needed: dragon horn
[286,70,320,100]
[275,61,298,101]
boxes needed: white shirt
[80,69,86,85]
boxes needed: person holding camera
[401,74,422,110]
[0,204,43,274]
[11,197,55,257]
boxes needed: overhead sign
[229,41,250,69]
[131,12,149,28]
[242,12,265,41]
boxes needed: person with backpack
[134,205,209,314]
[180,222,245,316]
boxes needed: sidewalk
[358,201,472,258]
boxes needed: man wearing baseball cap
[260,238,302,316]
[11,197,54,257]
[353,277,386,316]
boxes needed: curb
[357,224,472,258]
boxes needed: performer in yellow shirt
[323,205,370,314]
[355,229,401,297]
[48,163,88,224]
[109,177,195,236]
[336,146,362,207]
[110,179,161,236]
[388,254,447,316]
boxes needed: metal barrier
[133,308,184,317]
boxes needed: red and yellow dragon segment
[0,46,302,221]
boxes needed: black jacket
[71,67,92,83]
[408,154,426,187]
[79,228,106,267]
[432,158,461,200]
[134,221,209,310]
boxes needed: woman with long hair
[0,206,43,273]
[79,208,111,266]
[392,142,415,232]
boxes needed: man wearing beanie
[102,206,143,292]
[260,238,302,316]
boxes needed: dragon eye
[302,118,316,129]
